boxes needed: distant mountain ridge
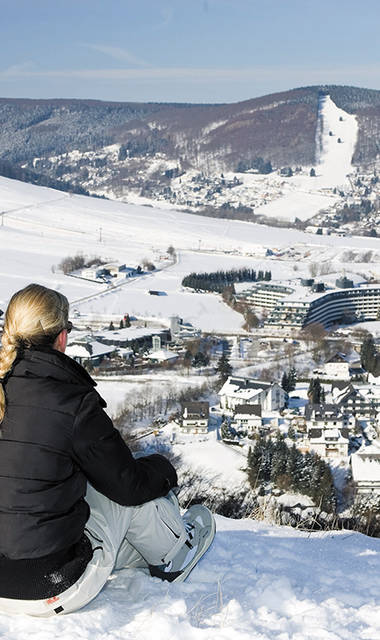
[1,85,380,204]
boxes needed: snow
[255,94,359,221]
[173,439,247,489]
[0,175,379,335]
[1,515,380,639]
[0,169,380,637]
[351,441,380,482]
[277,493,314,508]
[315,96,358,187]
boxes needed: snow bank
[1,515,380,639]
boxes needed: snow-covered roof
[354,385,380,400]
[66,340,116,359]
[95,327,168,341]
[219,376,273,398]
[326,351,360,365]
[351,442,380,482]
[309,428,348,443]
[146,349,178,362]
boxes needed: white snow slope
[1,515,379,639]
[255,94,358,221]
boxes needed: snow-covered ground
[1,515,380,639]
[173,438,247,489]
[315,95,358,187]
[255,94,358,221]
[1,167,380,638]
[0,176,379,332]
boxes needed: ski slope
[0,515,379,639]
[255,94,358,221]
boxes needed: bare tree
[308,262,319,277]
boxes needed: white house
[333,384,380,418]
[351,442,380,494]
[181,402,209,434]
[314,351,364,381]
[231,404,262,435]
[303,403,351,458]
[219,376,285,413]
[305,404,352,430]
[307,427,349,458]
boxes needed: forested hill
[1,85,380,198]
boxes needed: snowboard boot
[149,504,216,583]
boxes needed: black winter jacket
[0,346,178,562]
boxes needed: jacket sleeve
[71,391,178,506]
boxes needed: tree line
[247,434,336,513]
[182,268,272,293]
[236,157,273,174]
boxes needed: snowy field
[0,176,379,332]
[1,516,379,639]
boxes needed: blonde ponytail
[0,283,69,422]
[0,331,19,422]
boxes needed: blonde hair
[0,284,69,422]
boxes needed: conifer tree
[247,437,264,488]
[288,367,297,391]
[281,371,289,392]
[285,443,299,480]
[270,435,287,483]
[287,424,296,440]
[216,353,232,386]
[361,334,377,374]
[308,378,322,404]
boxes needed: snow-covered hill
[1,515,379,639]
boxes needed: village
[58,258,380,520]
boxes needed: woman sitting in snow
[0,283,215,617]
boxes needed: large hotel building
[235,278,380,328]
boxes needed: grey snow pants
[0,484,188,617]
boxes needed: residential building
[181,402,209,434]
[273,285,380,328]
[317,351,364,380]
[307,427,349,458]
[234,282,293,310]
[351,442,380,494]
[304,403,351,458]
[305,403,352,429]
[231,404,262,435]
[333,384,380,418]
[219,376,285,413]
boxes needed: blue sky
[1,0,380,103]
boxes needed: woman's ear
[53,329,67,353]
